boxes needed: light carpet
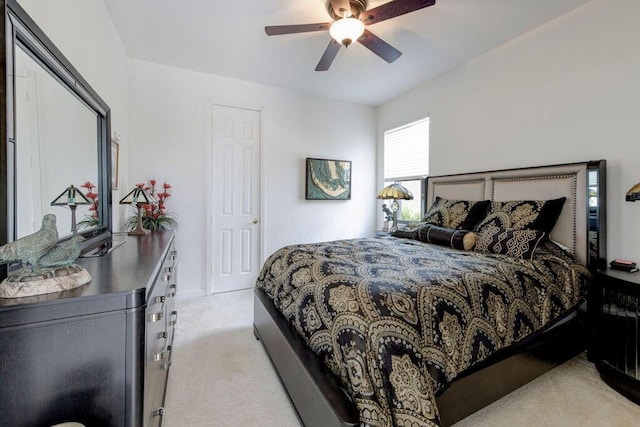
[164,289,640,426]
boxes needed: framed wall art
[305,157,351,200]
[111,139,119,190]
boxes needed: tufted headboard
[425,161,606,268]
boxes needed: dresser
[0,232,177,427]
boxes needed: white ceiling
[103,0,591,106]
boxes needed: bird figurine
[0,214,59,271]
[39,235,85,268]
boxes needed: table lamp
[377,183,414,232]
[120,185,156,236]
[626,182,640,201]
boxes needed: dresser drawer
[143,239,177,426]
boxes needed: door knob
[250,218,261,224]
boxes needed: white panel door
[15,71,43,237]
[212,105,261,293]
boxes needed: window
[383,117,429,222]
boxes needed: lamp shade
[50,185,92,206]
[377,183,414,201]
[329,17,365,46]
[119,186,155,205]
[626,182,640,202]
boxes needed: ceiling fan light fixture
[329,17,364,47]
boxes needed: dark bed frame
[254,160,607,426]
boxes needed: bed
[254,160,606,427]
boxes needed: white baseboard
[176,288,207,301]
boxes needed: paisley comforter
[256,236,590,426]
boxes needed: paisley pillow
[474,227,546,260]
[422,197,490,230]
[473,197,566,234]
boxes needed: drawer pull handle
[170,250,177,260]
[163,274,172,282]
[155,407,164,417]
[154,346,172,363]
[170,310,178,325]
[153,296,165,304]
[155,406,166,427]
[148,312,163,323]
[168,284,177,298]
[159,331,167,340]
[164,266,173,273]
[162,361,172,370]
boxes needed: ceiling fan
[265,0,436,71]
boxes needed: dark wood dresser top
[0,231,174,326]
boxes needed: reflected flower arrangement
[77,181,99,230]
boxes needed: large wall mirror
[1,0,112,279]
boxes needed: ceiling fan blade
[360,0,436,25]
[315,40,342,71]
[265,23,330,36]
[330,0,352,17]
[358,29,402,63]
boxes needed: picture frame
[111,139,119,190]
[305,157,351,200]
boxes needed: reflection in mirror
[2,0,112,282]
[588,169,599,262]
[14,46,99,239]
[587,160,607,270]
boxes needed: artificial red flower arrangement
[77,180,100,229]
[124,179,178,231]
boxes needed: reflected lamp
[50,184,92,235]
[377,183,414,232]
[119,186,156,236]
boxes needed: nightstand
[590,268,640,404]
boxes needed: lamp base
[390,200,399,232]
[127,227,149,236]
[128,204,149,236]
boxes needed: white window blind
[384,117,429,180]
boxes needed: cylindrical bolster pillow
[390,228,420,240]
[417,224,477,251]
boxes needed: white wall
[377,0,640,264]
[128,59,376,298]
[11,0,376,299]
[17,0,130,228]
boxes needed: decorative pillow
[390,228,420,240]
[417,224,477,251]
[422,197,491,230]
[474,227,547,260]
[473,197,566,234]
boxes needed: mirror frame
[0,0,112,279]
